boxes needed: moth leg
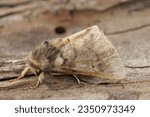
[30,72,45,89]
[73,74,81,84]
[10,66,31,82]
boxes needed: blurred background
[1,0,150,72]
[0,0,150,58]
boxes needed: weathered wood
[0,0,150,99]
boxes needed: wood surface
[0,0,150,99]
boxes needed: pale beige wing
[52,25,126,83]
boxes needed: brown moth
[11,25,126,88]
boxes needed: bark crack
[0,1,31,8]
[125,65,150,69]
[106,23,150,35]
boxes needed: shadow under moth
[11,25,126,88]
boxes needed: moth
[11,25,126,88]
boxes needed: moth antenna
[73,74,81,84]
[10,66,31,82]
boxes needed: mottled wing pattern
[51,26,126,83]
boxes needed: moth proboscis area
[10,25,126,88]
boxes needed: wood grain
[0,0,150,99]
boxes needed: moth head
[27,41,50,75]
[27,41,60,74]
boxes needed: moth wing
[52,25,126,84]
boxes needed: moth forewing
[52,25,126,84]
[51,27,91,48]
[12,25,126,87]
